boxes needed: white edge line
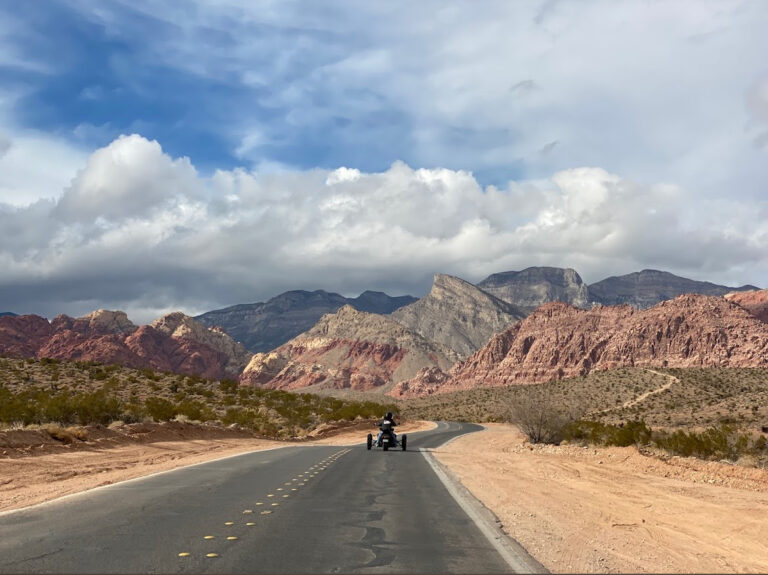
[0,444,292,518]
[421,434,549,574]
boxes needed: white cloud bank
[0,134,765,322]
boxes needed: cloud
[0,134,765,322]
[55,134,200,222]
[0,132,10,158]
[746,76,768,149]
[0,130,88,206]
[31,0,761,195]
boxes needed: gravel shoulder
[434,423,768,574]
[0,420,435,513]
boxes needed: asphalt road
[0,422,533,573]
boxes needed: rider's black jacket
[379,417,397,433]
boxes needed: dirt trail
[435,423,768,574]
[621,369,679,409]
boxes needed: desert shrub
[177,399,215,422]
[139,368,161,382]
[563,420,652,447]
[89,368,108,381]
[507,391,580,444]
[219,379,239,394]
[143,397,177,422]
[74,391,123,425]
[652,424,753,461]
[222,407,256,428]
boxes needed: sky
[0,0,767,323]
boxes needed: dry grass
[41,424,89,444]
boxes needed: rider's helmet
[385,411,393,420]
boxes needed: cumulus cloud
[0,130,89,206]
[55,135,200,222]
[0,135,765,322]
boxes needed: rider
[376,411,397,446]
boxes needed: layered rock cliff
[196,289,416,353]
[389,274,523,358]
[392,294,768,397]
[589,269,758,309]
[240,305,457,391]
[477,267,590,313]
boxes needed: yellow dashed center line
[204,535,215,540]
[261,510,272,515]
[271,503,279,506]
[178,552,190,557]
[246,522,255,526]
[227,536,238,541]
[225,521,234,526]
[206,553,219,558]
[243,510,253,514]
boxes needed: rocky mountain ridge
[389,274,524,358]
[392,294,768,397]
[588,269,758,309]
[240,305,456,391]
[0,310,250,380]
[477,267,590,312]
[195,289,416,353]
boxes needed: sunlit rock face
[240,305,457,392]
[390,274,523,359]
[392,294,768,397]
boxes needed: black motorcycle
[367,421,406,451]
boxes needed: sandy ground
[0,420,435,513]
[434,423,768,574]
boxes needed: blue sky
[0,1,767,321]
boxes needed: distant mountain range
[588,269,758,308]
[2,267,764,393]
[196,267,757,355]
[0,312,17,317]
[195,290,416,353]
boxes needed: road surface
[0,422,540,573]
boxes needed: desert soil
[434,423,768,574]
[0,420,435,513]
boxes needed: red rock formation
[240,305,457,391]
[0,310,250,380]
[0,315,53,357]
[725,290,768,323]
[391,294,768,397]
